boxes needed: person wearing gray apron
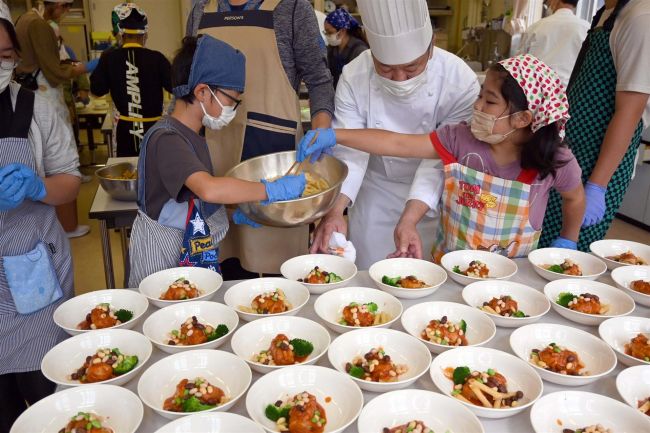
[128,35,306,287]
[0,17,80,430]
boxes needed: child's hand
[261,173,306,204]
[233,208,261,228]
[296,128,336,163]
[582,182,607,227]
[550,237,577,250]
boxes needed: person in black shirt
[90,3,171,156]
[324,8,369,88]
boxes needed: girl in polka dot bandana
[297,54,586,259]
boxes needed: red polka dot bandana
[499,54,570,140]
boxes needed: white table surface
[68,260,650,433]
[89,157,139,216]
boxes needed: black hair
[347,26,368,46]
[0,18,20,53]
[488,63,568,180]
[172,36,200,104]
[562,0,579,7]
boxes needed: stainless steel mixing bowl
[96,162,138,201]
[225,151,348,227]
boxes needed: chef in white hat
[310,0,480,269]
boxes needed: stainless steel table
[88,157,138,289]
[87,260,648,433]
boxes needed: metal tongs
[285,131,320,176]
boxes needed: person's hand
[261,173,306,204]
[233,208,262,228]
[84,58,99,74]
[550,236,577,250]
[3,163,46,201]
[0,167,29,211]
[310,210,347,254]
[388,220,423,259]
[582,181,607,227]
[296,128,337,163]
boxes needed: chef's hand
[550,236,577,250]
[261,173,306,205]
[310,210,347,254]
[296,128,336,163]
[582,181,607,227]
[0,167,29,211]
[3,163,46,201]
[233,208,262,228]
[388,220,423,259]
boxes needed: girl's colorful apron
[539,2,644,250]
[430,134,540,261]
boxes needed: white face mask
[326,32,342,47]
[470,109,518,144]
[0,61,15,94]
[200,88,237,130]
[376,64,428,99]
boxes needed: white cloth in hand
[328,231,356,264]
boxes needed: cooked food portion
[59,412,113,433]
[239,288,292,315]
[104,168,137,180]
[69,348,138,383]
[381,275,429,289]
[530,343,586,376]
[339,301,390,327]
[638,396,650,416]
[607,250,647,265]
[76,303,133,330]
[252,334,314,366]
[480,295,527,318]
[302,172,330,197]
[625,333,650,362]
[631,280,650,295]
[160,277,202,301]
[167,316,229,346]
[265,392,327,433]
[345,346,408,382]
[445,366,524,409]
[556,292,609,315]
[453,261,489,278]
[298,266,343,284]
[543,259,582,276]
[163,377,228,413]
[384,420,432,433]
[421,316,467,347]
[562,425,612,433]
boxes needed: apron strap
[429,131,456,165]
[0,86,35,139]
[515,168,538,185]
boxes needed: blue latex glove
[2,163,46,201]
[85,58,99,74]
[582,181,607,227]
[233,208,262,228]
[261,173,306,205]
[0,171,28,211]
[550,236,577,250]
[296,128,337,163]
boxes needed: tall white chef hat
[0,1,11,22]
[357,0,433,65]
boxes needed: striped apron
[430,134,540,262]
[0,87,73,374]
[127,118,229,287]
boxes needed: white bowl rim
[528,248,608,278]
[462,280,551,319]
[590,239,650,264]
[544,279,636,319]
[440,250,519,281]
[368,258,448,292]
[598,316,650,364]
[281,254,358,286]
[223,278,310,318]
[138,267,223,304]
[611,265,650,299]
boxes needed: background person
[324,8,368,88]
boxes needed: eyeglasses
[0,59,18,71]
[214,88,242,110]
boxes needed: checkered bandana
[325,8,359,30]
[499,54,570,139]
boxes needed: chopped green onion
[487,368,495,376]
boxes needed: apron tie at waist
[118,115,162,122]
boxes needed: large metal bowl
[225,151,348,227]
[96,162,138,201]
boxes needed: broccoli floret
[289,338,314,357]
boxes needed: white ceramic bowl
[246,365,364,433]
[368,258,447,299]
[281,254,357,294]
[141,301,239,354]
[10,385,143,433]
[440,250,518,286]
[53,289,149,336]
[429,346,543,419]
[137,349,252,420]
[327,328,431,392]
[590,239,650,270]
[154,412,265,433]
[599,316,650,367]
[462,280,550,327]
[544,279,635,326]
[138,267,223,308]
[230,316,331,374]
[400,301,496,354]
[509,323,617,386]
[616,365,650,415]
[41,329,152,387]
[357,389,484,433]
[528,248,607,281]
[611,265,650,307]
[313,286,403,334]
[530,391,650,433]
[223,277,310,322]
